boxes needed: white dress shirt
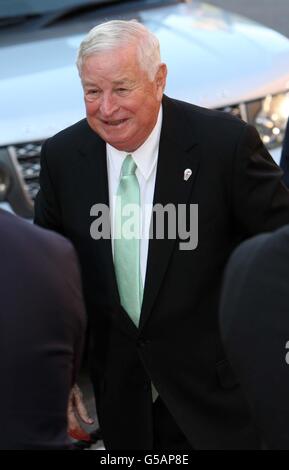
[106,106,163,288]
[107,108,162,402]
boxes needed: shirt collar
[107,105,162,181]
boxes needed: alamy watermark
[90,198,198,251]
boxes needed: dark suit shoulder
[49,118,90,143]
[0,209,85,330]
[229,225,289,278]
[167,95,247,130]
[42,118,100,163]
[221,225,289,329]
[163,95,254,160]
[249,225,289,275]
[0,208,74,262]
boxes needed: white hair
[76,19,161,81]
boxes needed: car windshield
[0,0,177,29]
[0,0,179,17]
[0,0,123,17]
[0,0,142,29]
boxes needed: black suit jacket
[35,95,289,449]
[220,225,289,450]
[0,209,86,450]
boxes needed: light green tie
[114,155,158,401]
[114,154,143,327]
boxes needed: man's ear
[156,63,167,100]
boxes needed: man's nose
[99,93,119,117]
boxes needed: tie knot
[121,154,137,176]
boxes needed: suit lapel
[80,124,120,306]
[139,97,200,329]
[80,123,139,335]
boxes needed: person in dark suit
[0,209,86,450]
[280,118,289,187]
[34,19,289,450]
[220,225,289,450]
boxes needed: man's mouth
[101,118,129,126]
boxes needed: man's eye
[87,90,100,96]
[85,90,101,101]
[116,88,129,94]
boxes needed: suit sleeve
[59,237,87,384]
[34,139,63,234]
[68,247,87,385]
[231,124,289,235]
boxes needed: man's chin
[90,122,142,151]
[98,130,135,151]
[106,141,134,152]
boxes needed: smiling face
[81,44,167,152]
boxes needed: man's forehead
[113,78,135,85]
[83,46,140,69]
[81,50,144,85]
[82,77,136,86]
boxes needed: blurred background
[209,0,289,39]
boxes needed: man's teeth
[106,119,126,125]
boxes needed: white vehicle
[1,0,289,218]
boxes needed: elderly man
[35,19,289,450]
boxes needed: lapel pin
[184,168,192,181]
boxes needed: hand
[67,383,94,441]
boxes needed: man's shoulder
[41,118,102,167]
[253,225,289,267]
[47,118,92,146]
[0,209,74,259]
[167,96,246,129]
[228,225,289,286]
